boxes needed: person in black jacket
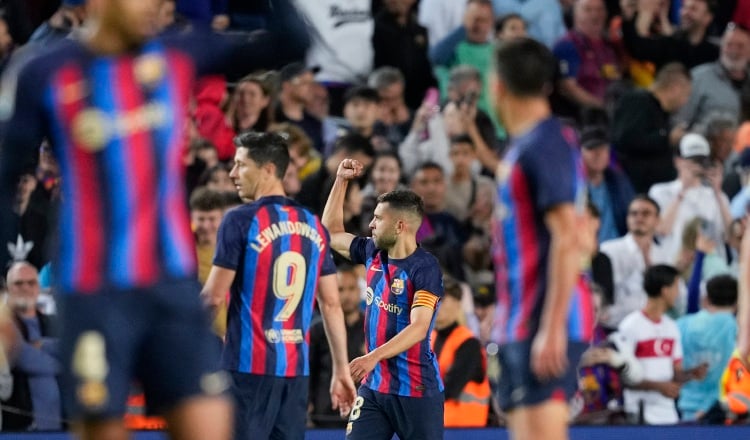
[3,262,60,431]
[611,63,692,192]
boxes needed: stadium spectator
[611,62,692,192]
[297,133,374,216]
[444,134,493,223]
[358,151,405,236]
[493,13,527,42]
[600,195,672,328]
[417,0,466,50]
[268,122,321,181]
[230,72,276,134]
[410,162,467,281]
[324,86,382,156]
[3,262,60,431]
[193,75,236,161]
[553,0,622,112]
[676,23,750,128]
[189,187,225,285]
[580,126,635,243]
[201,132,356,439]
[491,0,564,48]
[276,62,324,152]
[368,67,413,148]
[619,264,707,425]
[621,0,719,69]
[371,0,437,110]
[677,274,738,421]
[200,164,236,194]
[649,133,731,261]
[432,275,490,427]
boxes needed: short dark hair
[449,134,474,149]
[706,275,738,307]
[344,86,380,104]
[189,187,225,212]
[630,194,661,215]
[233,131,290,179]
[495,13,524,34]
[443,275,463,301]
[495,37,556,97]
[643,264,679,298]
[332,133,375,157]
[376,189,425,222]
[373,150,403,172]
[414,161,444,176]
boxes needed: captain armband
[412,290,439,310]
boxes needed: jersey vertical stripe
[49,65,104,293]
[249,208,272,374]
[236,213,261,372]
[113,57,159,285]
[157,50,196,278]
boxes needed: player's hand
[349,353,378,384]
[530,326,568,381]
[336,159,364,181]
[330,371,357,418]
[691,363,709,381]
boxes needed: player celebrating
[322,158,445,440]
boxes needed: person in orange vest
[431,276,490,427]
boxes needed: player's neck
[255,181,286,199]
[501,98,550,137]
[84,26,139,56]
[387,238,417,259]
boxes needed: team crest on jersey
[134,53,165,87]
[72,108,110,152]
[390,278,404,295]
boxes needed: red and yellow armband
[412,290,439,310]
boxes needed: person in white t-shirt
[619,264,708,425]
[648,133,732,262]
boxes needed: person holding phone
[649,133,733,262]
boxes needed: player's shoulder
[222,202,257,224]
[408,247,442,273]
[618,310,645,331]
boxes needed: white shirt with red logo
[619,311,683,424]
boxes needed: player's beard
[373,228,397,250]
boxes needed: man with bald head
[3,262,61,431]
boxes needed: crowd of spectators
[2,0,750,431]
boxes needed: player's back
[219,196,335,377]
[2,38,201,294]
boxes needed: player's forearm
[630,379,667,392]
[319,299,351,373]
[322,177,348,235]
[540,227,579,332]
[367,319,430,362]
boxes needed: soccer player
[322,158,445,440]
[201,132,356,440]
[490,38,593,440]
[0,1,309,439]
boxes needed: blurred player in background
[0,0,309,439]
[490,38,593,440]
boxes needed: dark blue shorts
[345,386,444,440]
[496,339,587,412]
[230,372,309,440]
[59,278,225,420]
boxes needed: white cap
[679,133,710,159]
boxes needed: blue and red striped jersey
[491,117,594,345]
[0,0,310,290]
[349,237,444,398]
[214,196,336,377]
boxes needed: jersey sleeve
[410,253,444,299]
[319,228,337,276]
[348,236,375,265]
[520,137,579,213]
[213,208,248,270]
